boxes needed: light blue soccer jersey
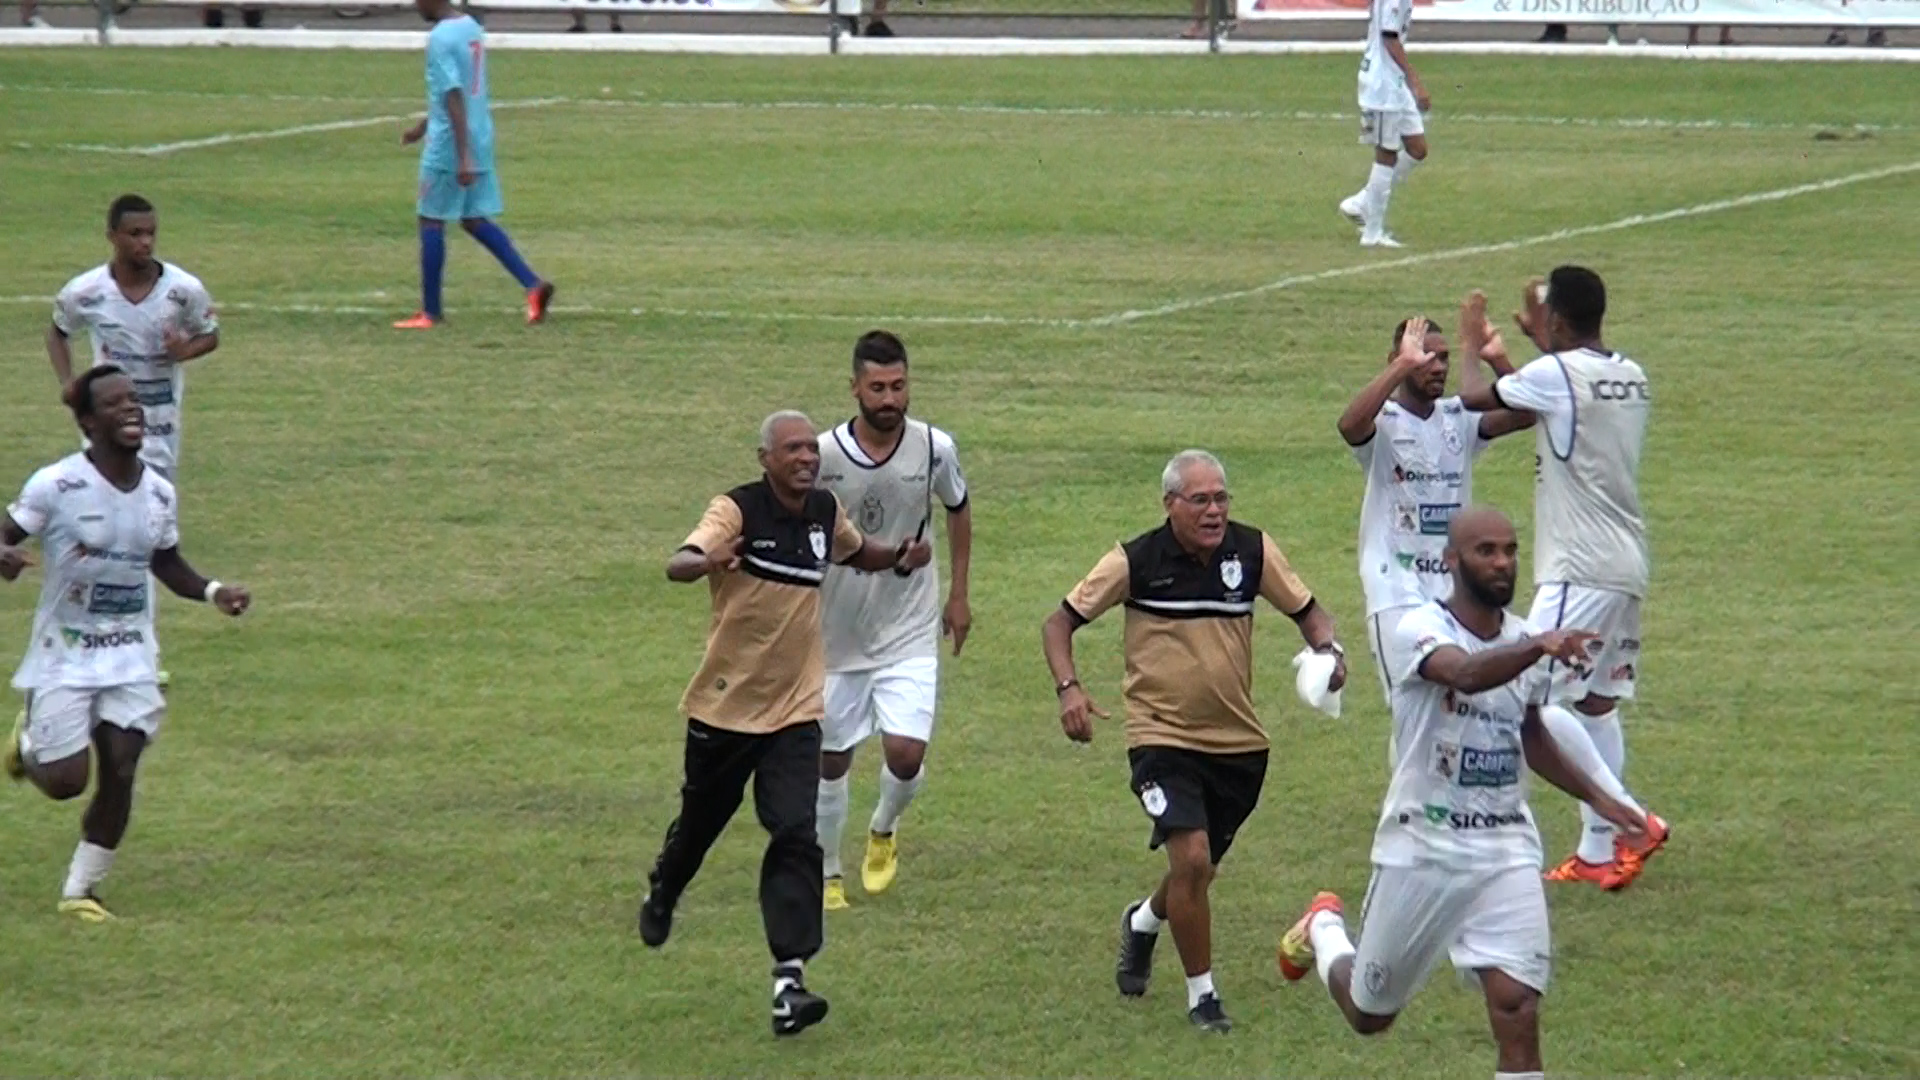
[422,14,494,174]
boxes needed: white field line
[51,96,566,155]
[0,159,1911,328]
[2,83,1909,137]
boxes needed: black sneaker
[1115,902,1157,997]
[863,18,894,36]
[638,892,673,948]
[772,981,830,1036]
[1188,993,1232,1033]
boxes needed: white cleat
[1360,230,1404,249]
[1338,194,1366,229]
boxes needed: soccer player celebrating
[1457,271,1672,890]
[1338,0,1429,248]
[2,367,252,922]
[394,0,555,330]
[814,331,973,911]
[1277,506,1647,1079]
[1338,310,1530,718]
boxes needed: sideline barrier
[1237,0,1920,26]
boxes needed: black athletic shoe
[772,982,830,1036]
[638,892,673,948]
[1188,993,1232,1034]
[1115,902,1158,997]
[863,18,894,36]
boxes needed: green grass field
[1,48,1917,1078]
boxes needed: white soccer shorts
[1360,108,1425,153]
[1529,582,1642,703]
[1350,862,1552,1017]
[21,683,167,765]
[822,656,938,754]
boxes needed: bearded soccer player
[1277,506,1647,1080]
[394,0,555,329]
[3,366,251,921]
[1458,271,1672,891]
[813,331,972,911]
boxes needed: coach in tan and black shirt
[640,409,929,1038]
[1041,449,1347,1034]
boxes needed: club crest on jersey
[1219,554,1243,591]
[1431,740,1460,781]
[858,491,887,533]
[808,524,828,563]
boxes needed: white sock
[1308,909,1355,987]
[1496,1073,1545,1080]
[816,774,849,879]
[1185,971,1215,1010]
[1540,705,1640,812]
[1362,163,1396,233]
[63,840,115,899]
[1392,153,1422,186]
[1576,708,1629,864]
[869,763,924,836]
[1130,897,1163,934]
[773,960,804,996]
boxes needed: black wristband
[1055,677,1080,696]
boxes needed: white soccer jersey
[1358,0,1417,112]
[1371,602,1547,872]
[1352,397,1488,616]
[52,263,219,477]
[7,453,179,691]
[817,418,968,673]
[1495,348,1651,598]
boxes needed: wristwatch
[1055,677,1081,696]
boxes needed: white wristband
[203,580,222,603]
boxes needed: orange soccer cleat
[526,281,555,324]
[1600,812,1671,892]
[1277,891,1345,982]
[1544,854,1614,886]
[393,312,439,330]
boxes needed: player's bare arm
[1384,33,1428,112]
[1458,292,1535,439]
[1521,705,1647,836]
[943,501,973,655]
[444,89,475,185]
[46,323,75,391]
[1041,606,1109,743]
[0,516,32,582]
[1418,629,1595,695]
[150,546,251,616]
[163,324,219,364]
[1336,315,1435,446]
[1287,599,1349,691]
[846,535,933,575]
[401,118,428,145]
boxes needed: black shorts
[1127,745,1269,865]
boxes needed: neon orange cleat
[1544,855,1614,886]
[393,312,439,330]
[526,281,555,324]
[1277,890,1344,982]
[1601,812,1670,891]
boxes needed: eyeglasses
[1174,492,1231,508]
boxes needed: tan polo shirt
[1064,520,1314,754]
[678,478,864,735]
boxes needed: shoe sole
[773,998,829,1036]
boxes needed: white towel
[1291,648,1344,719]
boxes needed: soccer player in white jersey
[1,366,251,922]
[1338,310,1530,718]
[1338,0,1430,247]
[1458,270,1672,892]
[813,331,973,912]
[46,194,221,690]
[1277,507,1647,1080]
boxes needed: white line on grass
[0,159,1910,328]
[52,97,566,156]
[3,83,1908,137]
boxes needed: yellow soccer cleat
[824,876,850,912]
[861,831,898,895]
[157,670,171,690]
[57,893,115,923]
[5,709,26,782]
[1277,891,1344,982]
